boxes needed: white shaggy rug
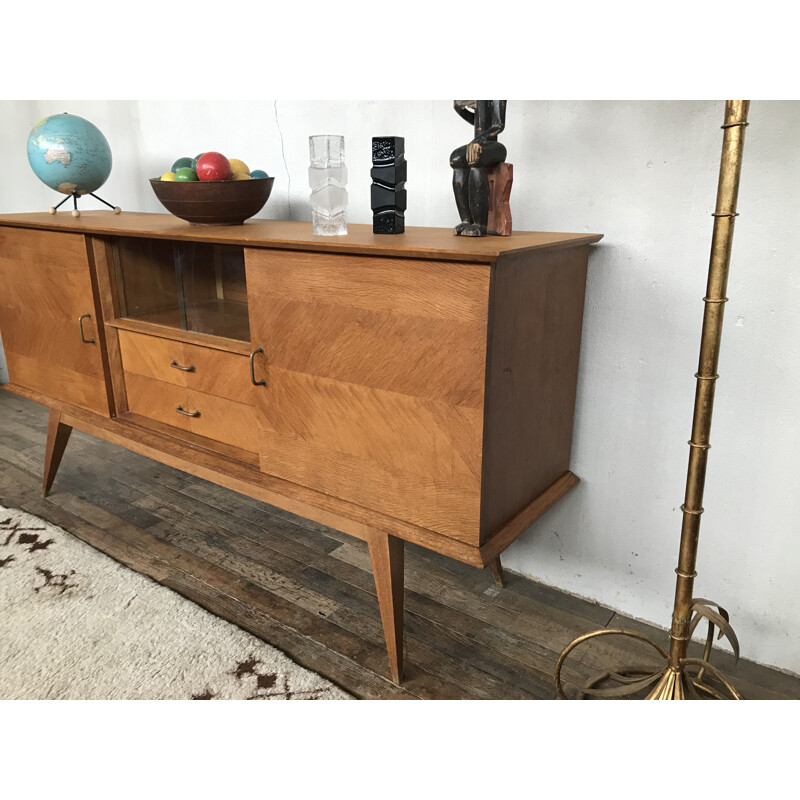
[0,504,351,700]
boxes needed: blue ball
[27,113,112,195]
[249,169,269,179]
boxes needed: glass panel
[179,243,250,341]
[114,238,250,342]
[115,237,181,325]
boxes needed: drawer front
[117,329,259,405]
[245,248,490,544]
[124,371,259,454]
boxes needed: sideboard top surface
[0,211,603,263]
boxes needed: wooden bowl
[149,177,274,225]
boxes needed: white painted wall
[1,100,798,675]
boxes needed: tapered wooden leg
[42,409,72,497]
[488,556,505,588]
[368,531,405,683]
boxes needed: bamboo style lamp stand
[554,100,750,700]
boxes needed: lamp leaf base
[554,600,741,700]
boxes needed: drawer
[117,329,261,405]
[124,372,259,454]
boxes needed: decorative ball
[191,153,205,171]
[250,169,269,179]
[160,171,177,181]
[196,152,232,182]
[174,167,199,182]
[231,172,252,180]
[228,158,250,176]
[171,156,193,173]
[27,112,112,196]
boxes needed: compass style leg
[88,193,121,213]
[488,556,506,588]
[42,409,72,497]
[368,530,405,683]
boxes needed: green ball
[171,156,193,173]
[174,167,199,182]
[249,169,269,179]
[191,153,205,171]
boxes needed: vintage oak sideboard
[0,211,602,683]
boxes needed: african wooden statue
[450,100,507,236]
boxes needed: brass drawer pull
[78,313,95,344]
[170,360,196,372]
[250,346,266,387]
[176,405,200,418]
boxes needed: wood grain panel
[258,379,482,541]
[264,369,483,483]
[2,352,109,416]
[254,297,485,407]
[0,226,109,415]
[0,308,104,374]
[247,249,489,321]
[118,329,259,405]
[480,247,590,541]
[245,249,490,543]
[0,211,603,264]
[0,238,92,322]
[124,372,258,454]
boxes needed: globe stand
[48,191,121,218]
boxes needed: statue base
[487,163,513,236]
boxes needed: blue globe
[27,113,112,196]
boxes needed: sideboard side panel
[480,246,590,542]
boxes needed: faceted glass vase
[309,135,348,236]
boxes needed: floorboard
[1,391,798,700]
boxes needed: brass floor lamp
[554,100,750,700]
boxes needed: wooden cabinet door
[245,248,490,544]
[0,226,109,415]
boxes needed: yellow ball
[231,172,253,180]
[160,171,177,181]
[228,158,250,176]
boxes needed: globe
[27,113,112,196]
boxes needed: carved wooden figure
[450,100,510,237]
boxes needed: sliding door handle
[78,313,95,344]
[249,346,266,386]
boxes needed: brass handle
[249,346,266,387]
[176,405,200,418]
[170,360,196,372]
[78,313,95,344]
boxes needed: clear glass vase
[309,135,348,236]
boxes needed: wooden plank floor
[1,390,798,700]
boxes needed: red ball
[196,151,232,181]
